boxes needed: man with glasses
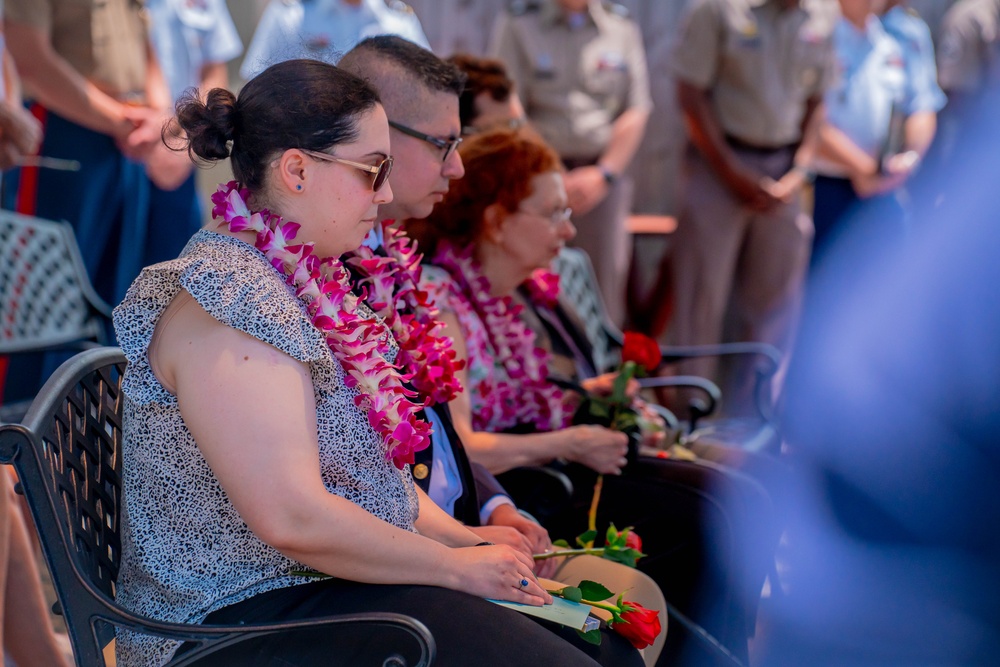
[338,36,555,563]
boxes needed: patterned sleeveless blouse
[112,230,419,666]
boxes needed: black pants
[181,579,643,667]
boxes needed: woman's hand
[580,372,640,399]
[452,544,553,606]
[565,425,629,475]
[634,398,668,448]
[479,504,560,578]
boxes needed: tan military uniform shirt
[490,0,652,160]
[407,0,508,57]
[6,0,149,97]
[672,0,837,147]
[937,0,1000,93]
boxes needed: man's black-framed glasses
[302,149,393,192]
[388,120,463,162]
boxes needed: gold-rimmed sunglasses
[301,149,394,192]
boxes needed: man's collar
[541,0,600,29]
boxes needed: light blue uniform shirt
[824,15,917,163]
[881,6,947,113]
[241,0,430,80]
[147,0,244,103]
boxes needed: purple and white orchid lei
[432,241,570,433]
[211,181,431,469]
[344,222,466,407]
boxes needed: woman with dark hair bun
[111,60,642,667]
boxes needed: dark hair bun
[175,87,237,161]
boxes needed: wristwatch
[597,164,617,186]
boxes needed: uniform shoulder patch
[603,1,630,18]
[385,0,415,14]
[508,0,541,16]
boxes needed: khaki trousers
[569,174,634,327]
[668,147,813,412]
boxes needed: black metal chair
[0,347,435,666]
[0,210,112,423]
[553,247,782,446]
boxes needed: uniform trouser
[668,146,813,414]
[25,107,152,306]
[2,108,152,404]
[569,174,634,327]
[145,171,203,267]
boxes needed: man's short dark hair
[341,35,466,97]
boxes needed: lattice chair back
[0,347,125,664]
[0,210,112,355]
[0,347,435,667]
[551,247,621,373]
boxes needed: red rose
[621,332,662,372]
[613,601,662,650]
[623,530,642,552]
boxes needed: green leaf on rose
[552,539,571,549]
[576,529,597,548]
[588,399,611,419]
[578,580,614,602]
[561,586,583,603]
[576,628,603,645]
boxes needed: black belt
[562,156,600,170]
[725,135,798,155]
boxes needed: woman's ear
[276,149,308,194]
[482,203,508,244]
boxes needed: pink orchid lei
[432,241,570,432]
[211,181,431,469]
[343,222,465,406]
[522,268,561,310]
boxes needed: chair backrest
[0,347,127,665]
[551,247,621,373]
[0,210,112,355]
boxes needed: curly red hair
[406,129,563,258]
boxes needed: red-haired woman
[408,129,776,665]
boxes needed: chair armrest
[496,466,574,528]
[657,342,781,372]
[637,375,721,432]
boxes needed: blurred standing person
[668,0,837,414]
[811,0,944,268]
[240,0,428,80]
[407,0,508,57]
[937,0,1000,114]
[908,0,962,44]
[144,0,243,265]
[489,0,651,327]
[0,12,71,665]
[5,0,170,304]
[617,0,693,216]
[4,0,170,404]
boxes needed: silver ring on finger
[518,577,529,589]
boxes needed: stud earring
[296,184,303,191]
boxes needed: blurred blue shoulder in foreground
[766,88,1000,665]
